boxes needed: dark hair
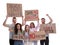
[14,23,22,34]
[13,17,16,19]
[41,18,45,20]
[30,22,35,28]
[25,25,29,32]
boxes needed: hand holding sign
[46,14,49,16]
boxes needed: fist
[46,14,49,16]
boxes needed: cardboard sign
[25,10,38,21]
[29,30,46,41]
[13,34,24,40]
[40,23,56,33]
[7,3,22,17]
[13,31,46,41]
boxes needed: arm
[35,18,40,30]
[22,16,26,26]
[9,29,14,32]
[3,15,9,27]
[46,14,53,24]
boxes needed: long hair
[30,22,35,28]
[14,23,22,34]
[25,25,30,32]
[24,25,30,35]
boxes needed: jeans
[24,39,32,45]
[33,41,37,45]
[14,40,24,45]
[40,37,49,45]
[9,39,14,45]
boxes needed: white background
[0,0,60,45]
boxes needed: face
[17,24,20,30]
[30,23,34,28]
[12,18,16,23]
[41,18,45,24]
[26,25,30,30]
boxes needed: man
[3,16,16,45]
[40,14,53,45]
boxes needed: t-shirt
[14,31,24,40]
[30,22,40,32]
[23,31,29,41]
[6,24,15,39]
[24,32,29,38]
[40,24,49,37]
[17,31,23,35]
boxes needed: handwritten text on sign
[7,3,22,17]
[29,31,46,41]
[40,23,56,33]
[25,10,38,21]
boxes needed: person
[29,20,39,45]
[3,16,24,45]
[22,17,39,45]
[24,25,31,45]
[14,23,24,45]
[40,14,53,45]
[3,16,16,45]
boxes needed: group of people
[3,14,53,45]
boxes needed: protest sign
[13,34,24,40]
[29,30,46,41]
[25,10,38,21]
[40,23,56,33]
[7,3,22,17]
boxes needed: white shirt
[30,22,40,32]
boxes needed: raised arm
[35,18,40,29]
[3,15,9,27]
[46,14,53,24]
[22,16,26,26]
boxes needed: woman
[24,25,31,45]
[30,21,39,45]
[14,23,24,45]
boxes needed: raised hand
[6,15,8,19]
[46,14,49,16]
